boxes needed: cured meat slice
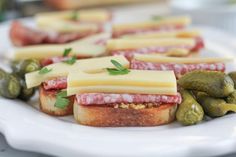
[76,93,182,105]
[130,59,225,78]
[43,77,67,90]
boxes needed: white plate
[1,11,236,157]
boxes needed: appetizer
[107,38,202,60]
[122,29,204,52]
[112,16,191,38]
[10,9,111,46]
[13,33,111,66]
[67,70,181,126]
[131,54,231,78]
[25,56,129,116]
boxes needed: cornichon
[176,90,204,126]
[228,72,236,88]
[11,59,41,78]
[196,92,236,118]
[18,78,35,101]
[0,72,21,99]
[178,71,234,98]
[226,91,236,104]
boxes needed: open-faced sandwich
[107,38,201,60]
[13,33,110,66]
[25,56,129,116]
[10,9,111,46]
[112,16,191,38]
[122,29,204,52]
[67,69,181,126]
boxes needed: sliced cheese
[134,54,233,64]
[107,38,195,51]
[38,20,99,33]
[36,9,110,26]
[122,30,200,38]
[67,70,177,96]
[25,55,129,88]
[69,32,110,45]
[14,44,105,60]
[113,16,191,32]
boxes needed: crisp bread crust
[74,102,177,127]
[39,86,74,116]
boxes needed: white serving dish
[1,9,236,157]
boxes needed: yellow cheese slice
[67,70,177,96]
[122,30,200,38]
[14,44,105,60]
[107,38,195,51]
[36,9,110,25]
[112,16,191,32]
[39,21,99,33]
[69,32,110,45]
[25,55,129,88]
[134,54,233,64]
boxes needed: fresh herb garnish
[106,60,130,75]
[55,91,69,109]
[71,11,79,20]
[63,55,77,65]
[152,15,163,21]
[38,67,52,75]
[63,48,72,57]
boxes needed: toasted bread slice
[74,102,177,127]
[39,86,74,116]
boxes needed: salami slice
[43,77,67,90]
[130,59,225,78]
[76,93,182,105]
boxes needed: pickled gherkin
[196,92,236,118]
[18,78,35,101]
[226,91,236,104]
[178,71,234,98]
[228,72,236,88]
[0,73,21,99]
[176,90,204,125]
[11,59,41,78]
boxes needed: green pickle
[11,59,41,77]
[226,91,236,104]
[176,90,204,126]
[196,92,236,118]
[228,72,236,88]
[178,71,234,98]
[0,73,21,99]
[18,78,35,101]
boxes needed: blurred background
[1,0,236,34]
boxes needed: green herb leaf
[63,48,72,57]
[71,11,79,20]
[55,97,69,109]
[111,59,126,71]
[56,91,67,97]
[152,15,163,21]
[38,67,52,75]
[107,68,130,75]
[55,91,69,109]
[63,56,77,65]
[107,60,130,75]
